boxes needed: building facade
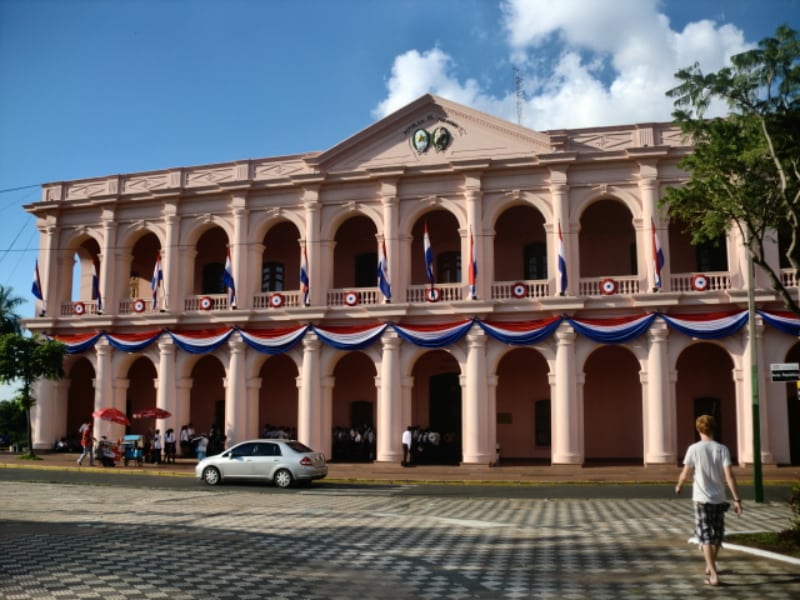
[24,95,800,465]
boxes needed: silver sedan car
[195,439,328,488]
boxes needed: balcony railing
[184,294,232,311]
[252,291,304,309]
[327,287,382,307]
[579,275,640,297]
[118,298,161,315]
[670,272,731,293]
[406,283,464,303]
[491,280,550,300]
[60,300,101,317]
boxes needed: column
[156,336,177,427]
[487,375,498,463]
[246,377,262,440]
[401,376,414,435]
[742,315,774,463]
[377,330,402,462]
[298,334,321,449]
[645,321,675,463]
[93,339,114,437]
[303,186,321,306]
[551,322,581,464]
[31,379,65,450]
[381,181,400,301]
[224,337,247,448]
[99,210,116,314]
[176,378,192,456]
[36,221,57,317]
[464,173,483,299]
[638,170,664,292]
[162,204,179,312]
[549,169,570,295]
[321,376,334,458]
[230,195,248,308]
[462,329,490,464]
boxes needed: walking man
[401,426,413,466]
[675,414,742,586]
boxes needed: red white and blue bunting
[48,310,797,355]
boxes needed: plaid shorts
[694,502,727,546]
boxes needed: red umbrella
[132,407,172,420]
[92,407,131,426]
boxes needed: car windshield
[285,441,313,453]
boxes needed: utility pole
[746,233,764,503]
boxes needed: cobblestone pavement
[2,481,799,599]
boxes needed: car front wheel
[273,468,293,489]
[202,466,222,486]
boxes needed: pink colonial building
[23,95,800,466]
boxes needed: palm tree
[0,285,24,335]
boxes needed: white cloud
[373,0,753,130]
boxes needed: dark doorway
[350,400,373,429]
[694,396,722,444]
[788,391,800,465]
[428,373,461,464]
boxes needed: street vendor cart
[121,434,144,466]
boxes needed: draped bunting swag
[48,310,797,355]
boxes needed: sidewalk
[2,450,799,485]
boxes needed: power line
[0,184,39,194]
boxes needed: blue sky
[0,0,795,329]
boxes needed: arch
[571,187,642,224]
[495,347,551,460]
[493,204,548,282]
[320,203,382,243]
[398,198,466,234]
[408,209,462,286]
[483,190,553,230]
[257,354,299,440]
[125,231,162,300]
[579,198,638,277]
[409,349,462,464]
[583,345,643,462]
[125,357,158,436]
[194,226,231,295]
[188,355,226,446]
[259,220,303,293]
[66,357,95,441]
[179,214,233,249]
[332,215,379,288]
[331,351,377,461]
[249,209,305,245]
[675,342,737,461]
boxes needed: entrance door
[429,373,461,464]
[789,392,800,465]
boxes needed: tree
[664,24,800,316]
[0,285,24,334]
[0,334,66,458]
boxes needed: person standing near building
[164,428,177,464]
[401,426,413,467]
[151,428,162,464]
[76,421,95,466]
[675,414,743,586]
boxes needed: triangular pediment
[309,95,552,174]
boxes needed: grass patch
[726,531,800,558]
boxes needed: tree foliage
[0,334,66,457]
[0,285,24,335]
[663,24,800,315]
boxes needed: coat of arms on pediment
[411,125,452,154]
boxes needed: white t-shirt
[682,439,731,503]
[402,429,412,446]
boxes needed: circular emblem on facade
[73,301,86,316]
[511,282,527,299]
[426,287,442,303]
[412,128,430,154]
[691,274,709,292]
[600,278,617,295]
[133,299,146,313]
[432,127,451,151]
[344,291,360,306]
[269,293,284,308]
[199,296,213,310]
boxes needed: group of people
[331,425,376,462]
[401,425,459,466]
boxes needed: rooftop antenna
[514,67,525,126]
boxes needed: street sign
[770,362,800,382]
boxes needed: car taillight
[299,456,312,466]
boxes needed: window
[254,443,281,457]
[437,251,461,283]
[696,239,728,272]
[523,243,547,280]
[354,253,377,287]
[534,399,551,447]
[262,261,285,292]
[202,263,225,294]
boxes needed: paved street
[2,477,799,599]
